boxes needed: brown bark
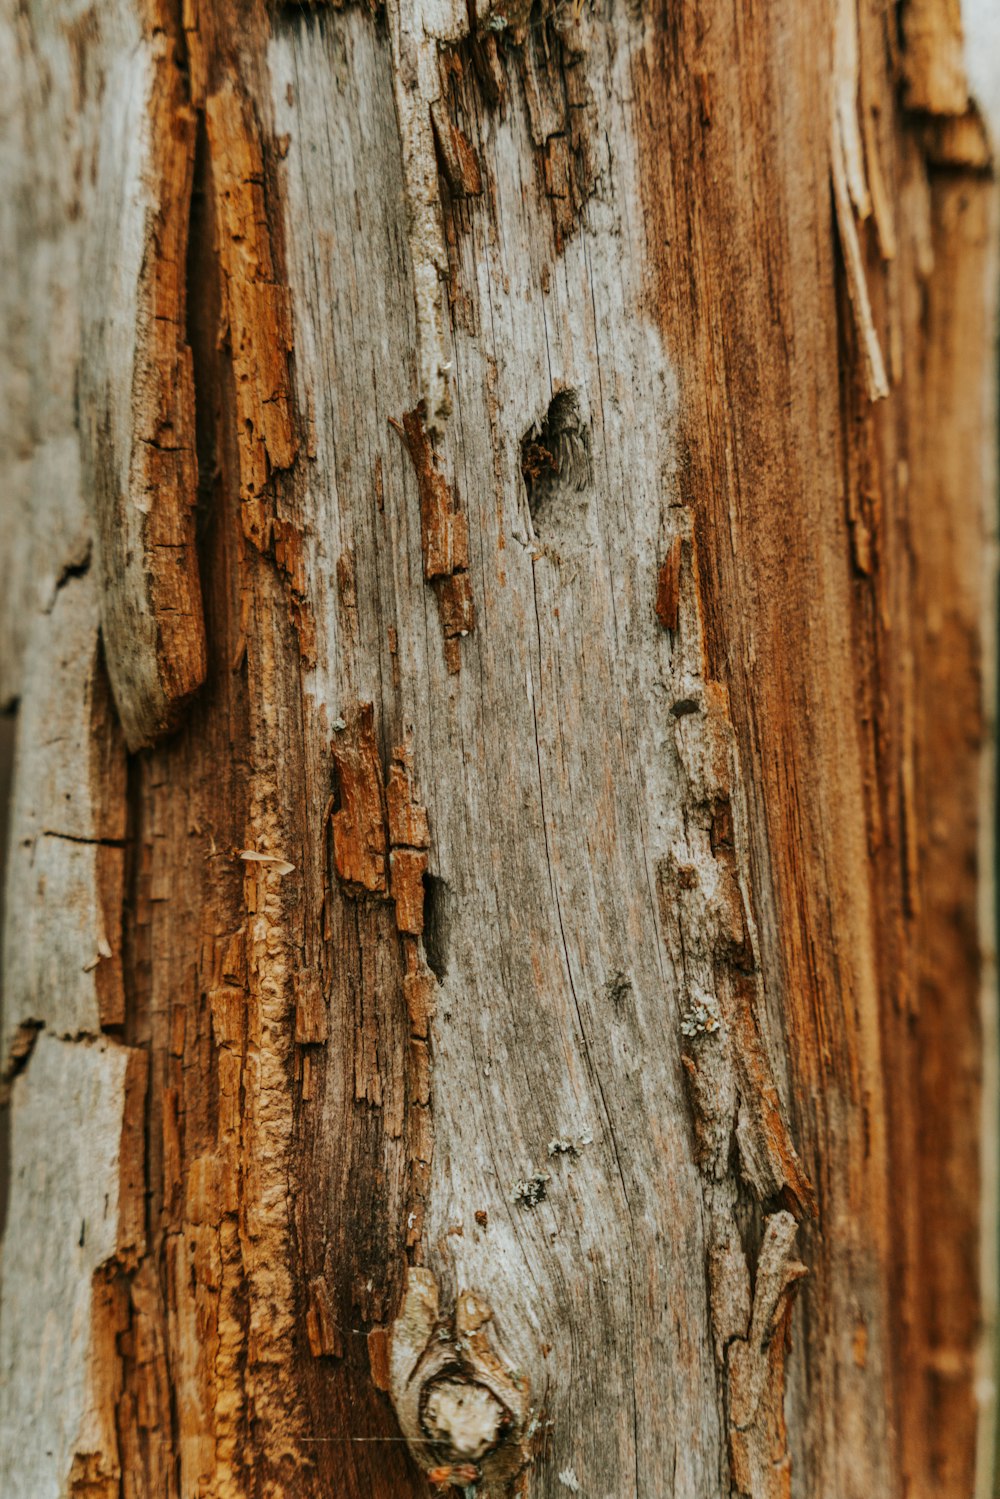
[0,2,996,1498]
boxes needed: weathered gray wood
[2,573,126,1055]
[0,1,995,1497]
[0,1031,142,1499]
[76,10,208,751]
[269,11,812,1493]
[0,0,92,711]
[0,12,140,1499]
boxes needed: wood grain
[0,1,995,1496]
[79,13,207,750]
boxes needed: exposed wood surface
[0,1,995,1497]
[2,572,126,1046]
[0,1032,144,1499]
[79,16,207,751]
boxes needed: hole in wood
[520,388,592,537]
[423,873,452,980]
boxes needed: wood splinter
[392,406,476,672]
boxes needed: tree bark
[0,2,996,1497]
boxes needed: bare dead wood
[0,2,996,1498]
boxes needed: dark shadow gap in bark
[422,873,452,981]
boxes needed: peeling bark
[80,12,207,751]
[0,2,996,1498]
[206,80,297,552]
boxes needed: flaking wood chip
[238,849,295,876]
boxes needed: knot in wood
[421,1377,508,1461]
[389,1267,533,1488]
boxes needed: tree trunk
[0,2,997,1496]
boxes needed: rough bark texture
[0,2,996,1498]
